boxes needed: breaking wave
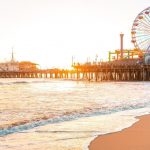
[0,100,149,136]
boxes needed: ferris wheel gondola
[131,7,150,52]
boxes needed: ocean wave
[0,100,150,137]
[12,81,29,84]
[0,79,51,85]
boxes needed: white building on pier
[0,51,19,71]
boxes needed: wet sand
[89,114,150,150]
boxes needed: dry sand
[89,114,150,150]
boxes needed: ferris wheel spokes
[131,7,150,51]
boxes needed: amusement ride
[109,6,150,62]
[131,6,150,51]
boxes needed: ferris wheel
[131,7,150,51]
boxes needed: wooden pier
[0,69,75,79]
[1,61,150,81]
[73,63,150,81]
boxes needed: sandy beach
[89,114,150,150]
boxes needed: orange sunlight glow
[0,0,149,69]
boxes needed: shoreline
[88,114,150,150]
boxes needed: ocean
[0,78,150,150]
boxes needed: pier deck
[0,62,150,81]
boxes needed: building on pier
[0,50,19,71]
[0,62,19,71]
[19,61,38,71]
[0,50,38,71]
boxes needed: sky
[0,0,149,68]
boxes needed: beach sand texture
[89,115,150,150]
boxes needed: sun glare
[0,0,149,68]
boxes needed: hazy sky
[0,0,149,68]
